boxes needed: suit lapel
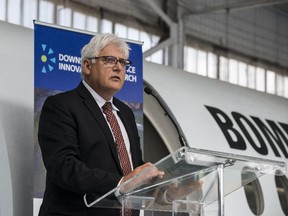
[75,82,122,173]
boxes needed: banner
[33,22,143,202]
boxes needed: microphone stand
[144,81,188,147]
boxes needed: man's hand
[155,179,203,205]
[119,162,165,194]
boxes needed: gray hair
[81,33,130,74]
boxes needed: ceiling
[70,0,288,17]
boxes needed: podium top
[84,147,286,212]
[184,147,286,175]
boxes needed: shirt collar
[82,80,119,111]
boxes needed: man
[38,33,164,216]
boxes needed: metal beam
[143,37,175,58]
[145,0,174,27]
[144,0,186,68]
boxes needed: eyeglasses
[88,56,132,67]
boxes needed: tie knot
[102,102,112,114]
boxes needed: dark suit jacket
[38,82,143,216]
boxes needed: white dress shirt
[82,80,133,169]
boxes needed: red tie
[102,102,132,175]
[103,102,133,216]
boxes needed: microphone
[144,85,187,147]
[143,86,153,95]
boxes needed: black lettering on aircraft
[204,106,246,150]
[205,105,288,158]
[232,112,268,155]
[252,118,288,158]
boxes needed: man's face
[83,43,126,100]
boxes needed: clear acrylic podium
[84,147,286,215]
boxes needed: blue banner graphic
[34,23,143,102]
